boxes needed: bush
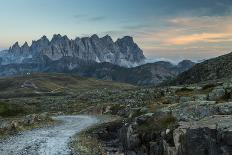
[0,102,30,117]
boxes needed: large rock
[216,102,232,115]
[208,87,226,101]
[161,101,217,121]
[159,101,232,121]
[174,115,232,155]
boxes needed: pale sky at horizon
[1,0,232,62]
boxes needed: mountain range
[0,34,145,68]
[0,34,196,85]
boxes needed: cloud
[165,33,232,45]
[74,14,107,23]
[89,16,106,22]
[74,14,87,19]
[134,16,232,47]
[122,24,151,30]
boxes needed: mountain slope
[172,52,232,85]
[78,61,195,86]
[0,58,195,86]
[0,73,134,99]
[0,56,195,86]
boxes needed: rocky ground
[78,78,232,155]
[2,74,232,155]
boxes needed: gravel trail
[0,115,98,155]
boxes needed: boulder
[194,94,207,101]
[23,114,37,125]
[179,96,194,103]
[162,101,217,121]
[216,102,232,115]
[135,113,153,125]
[173,115,232,155]
[208,87,226,101]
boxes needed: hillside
[171,52,232,85]
[0,73,135,116]
[79,61,195,86]
[0,58,195,86]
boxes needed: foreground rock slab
[174,115,232,155]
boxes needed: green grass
[70,116,122,155]
[0,73,137,115]
[175,87,194,96]
[0,101,33,117]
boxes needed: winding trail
[0,115,99,155]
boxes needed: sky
[0,0,232,62]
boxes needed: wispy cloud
[166,33,232,45]
[89,16,106,22]
[122,24,151,30]
[74,14,107,22]
[134,16,232,47]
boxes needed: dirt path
[0,115,98,155]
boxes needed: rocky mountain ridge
[1,34,145,67]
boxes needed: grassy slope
[0,73,135,117]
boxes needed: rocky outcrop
[174,115,232,155]
[2,34,145,68]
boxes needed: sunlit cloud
[165,33,232,45]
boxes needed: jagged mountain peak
[90,34,99,39]
[1,34,146,67]
[118,36,134,42]
[22,42,29,47]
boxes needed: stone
[135,113,153,125]
[173,115,232,155]
[194,94,207,101]
[23,114,36,125]
[208,87,226,101]
[216,102,232,115]
[165,101,217,121]
[179,96,194,103]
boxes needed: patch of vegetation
[71,117,122,155]
[0,102,33,117]
[137,114,177,133]
[0,114,56,139]
[71,133,106,155]
[201,83,216,93]
[217,92,231,102]
[109,104,126,115]
[175,87,194,96]
[146,103,164,113]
